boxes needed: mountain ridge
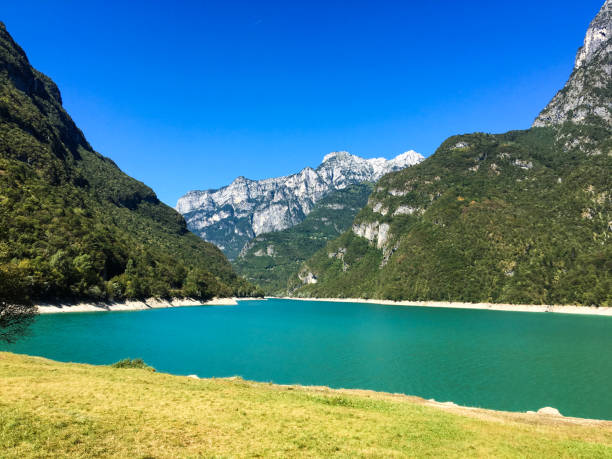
[177,150,423,259]
[291,1,611,306]
[0,22,259,302]
[534,0,611,129]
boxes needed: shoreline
[275,297,612,316]
[267,381,610,425]
[36,297,263,314]
[36,296,612,316]
[6,351,611,425]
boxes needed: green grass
[1,352,611,457]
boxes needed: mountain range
[176,150,423,259]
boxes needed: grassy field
[1,353,611,457]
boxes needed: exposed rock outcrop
[298,270,318,285]
[534,0,612,128]
[576,0,612,69]
[352,221,391,249]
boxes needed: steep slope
[0,23,259,302]
[293,2,611,306]
[233,183,372,294]
[176,150,423,259]
[534,0,611,128]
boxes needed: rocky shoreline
[36,297,262,314]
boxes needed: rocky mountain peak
[387,151,425,169]
[533,1,612,128]
[575,0,611,69]
[322,151,351,163]
[176,150,423,259]
[231,176,252,185]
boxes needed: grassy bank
[1,353,611,457]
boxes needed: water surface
[3,299,612,420]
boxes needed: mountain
[534,0,611,128]
[233,183,372,294]
[176,150,423,259]
[0,23,260,302]
[292,1,611,306]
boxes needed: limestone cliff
[176,151,423,259]
[534,0,611,128]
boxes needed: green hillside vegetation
[0,23,260,302]
[183,205,256,261]
[2,352,611,457]
[293,18,612,307]
[294,122,611,305]
[233,184,372,294]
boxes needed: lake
[3,298,612,420]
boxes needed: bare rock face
[575,0,612,69]
[176,151,423,259]
[352,221,391,249]
[534,1,612,128]
[298,270,318,285]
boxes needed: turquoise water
[3,299,612,420]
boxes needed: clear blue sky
[2,1,603,206]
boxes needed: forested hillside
[0,22,260,302]
[294,126,610,305]
[234,184,372,294]
[293,3,611,306]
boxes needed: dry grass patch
[0,352,611,457]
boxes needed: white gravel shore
[276,297,612,316]
[37,296,611,316]
[36,297,263,314]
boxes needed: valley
[0,2,610,457]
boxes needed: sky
[2,0,604,206]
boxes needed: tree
[183,268,228,300]
[0,267,37,343]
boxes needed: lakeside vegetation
[1,352,611,457]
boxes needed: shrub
[110,358,155,371]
